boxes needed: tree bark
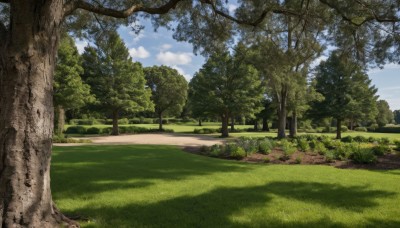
[230,116,235,132]
[221,114,229,137]
[54,106,65,136]
[262,117,269,131]
[112,111,119,135]
[289,111,297,138]
[0,1,77,227]
[198,118,202,126]
[277,91,287,139]
[336,119,342,139]
[254,120,259,131]
[158,112,163,131]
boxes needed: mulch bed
[183,147,400,170]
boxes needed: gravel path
[54,133,225,147]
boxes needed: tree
[144,66,188,130]
[189,51,263,137]
[394,110,400,125]
[310,51,378,139]
[54,34,94,135]
[376,100,394,127]
[0,0,399,226]
[82,31,153,135]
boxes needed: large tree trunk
[289,111,297,138]
[254,120,259,131]
[262,117,269,131]
[198,118,202,126]
[158,112,163,131]
[230,116,235,132]
[277,91,287,139]
[0,1,76,227]
[221,114,229,137]
[336,119,342,139]
[112,111,119,135]
[54,105,65,136]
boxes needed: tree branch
[63,0,182,18]
[0,0,10,3]
[319,0,399,26]
[0,20,7,42]
[200,0,302,27]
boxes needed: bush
[333,142,354,160]
[86,127,101,134]
[193,128,218,134]
[353,135,368,143]
[229,146,246,159]
[375,126,400,133]
[141,118,154,124]
[281,140,297,156]
[258,139,274,154]
[395,140,400,151]
[118,118,129,125]
[101,127,112,134]
[379,137,391,145]
[69,119,94,125]
[341,136,353,143]
[236,137,259,155]
[53,135,91,143]
[325,150,335,163]
[314,141,327,155]
[129,118,141,124]
[320,136,335,149]
[209,144,224,157]
[297,138,310,152]
[65,126,86,134]
[368,136,378,143]
[341,126,349,132]
[372,144,391,156]
[352,148,377,164]
[354,127,368,132]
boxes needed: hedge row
[69,118,197,125]
[65,125,174,135]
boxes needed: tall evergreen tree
[189,51,264,137]
[310,51,378,139]
[376,100,394,127]
[82,31,153,135]
[54,34,94,135]
[144,65,188,130]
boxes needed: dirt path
[54,133,225,147]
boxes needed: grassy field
[65,122,400,141]
[52,145,400,227]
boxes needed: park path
[54,133,225,147]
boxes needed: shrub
[258,139,274,154]
[341,136,353,143]
[375,126,400,133]
[325,150,335,163]
[368,136,377,143]
[101,127,112,134]
[194,128,218,134]
[118,118,129,125]
[320,136,335,149]
[354,127,368,132]
[141,118,154,124]
[395,140,400,151]
[281,140,297,156]
[333,142,354,160]
[229,147,246,159]
[352,148,377,164]
[86,127,101,134]
[236,137,259,155]
[295,157,302,164]
[314,141,327,155]
[341,126,349,132]
[53,135,91,143]
[263,157,270,163]
[129,118,141,124]
[69,119,94,125]
[372,144,391,156]
[297,138,310,152]
[353,135,368,143]
[65,126,86,134]
[209,144,224,157]
[379,137,391,145]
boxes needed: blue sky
[75,18,400,111]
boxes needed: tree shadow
[64,181,395,227]
[51,145,251,199]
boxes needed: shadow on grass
[51,145,251,199]
[66,181,395,227]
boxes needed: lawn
[52,145,400,227]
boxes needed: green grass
[52,145,400,227]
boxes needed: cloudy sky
[75,18,400,111]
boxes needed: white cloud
[129,46,150,59]
[160,44,172,51]
[171,65,191,81]
[156,51,192,66]
[369,63,400,74]
[75,39,88,54]
[228,4,238,14]
[120,21,146,44]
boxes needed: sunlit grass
[52,145,400,227]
